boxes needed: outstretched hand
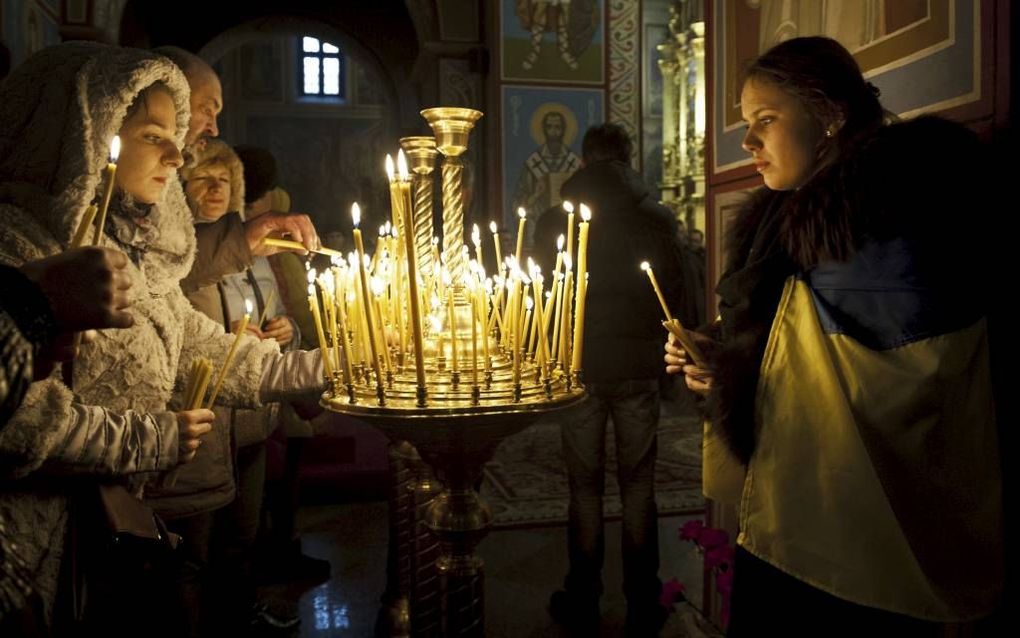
[246,211,321,256]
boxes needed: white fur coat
[0,43,280,620]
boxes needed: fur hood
[181,138,246,219]
[0,42,195,290]
[0,44,278,621]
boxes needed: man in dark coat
[538,123,685,635]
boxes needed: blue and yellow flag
[739,238,1003,621]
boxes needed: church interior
[0,1,1014,637]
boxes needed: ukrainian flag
[738,237,1003,621]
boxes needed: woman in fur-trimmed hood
[664,37,1002,632]
[0,43,323,628]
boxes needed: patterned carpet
[481,400,705,529]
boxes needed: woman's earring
[825,128,834,138]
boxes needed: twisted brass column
[400,137,438,279]
[421,108,483,287]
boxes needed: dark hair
[542,111,565,128]
[744,37,886,266]
[581,122,632,164]
[235,145,278,204]
[123,81,172,124]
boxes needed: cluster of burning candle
[305,151,592,408]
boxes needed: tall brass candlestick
[351,204,385,403]
[397,153,429,403]
[421,108,483,288]
[399,137,438,277]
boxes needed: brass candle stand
[321,107,587,637]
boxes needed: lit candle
[332,270,355,387]
[479,284,490,371]
[640,261,673,321]
[515,207,527,264]
[308,280,337,380]
[206,298,253,408]
[446,272,458,374]
[397,151,428,394]
[571,204,591,373]
[562,200,575,264]
[553,235,565,278]
[560,258,573,372]
[92,136,121,246]
[352,203,384,393]
[521,295,533,373]
[472,223,483,267]
[470,281,479,387]
[259,237,345,258]
[489,221,502,269]
[385,154,403,236]
[371,277,393,374]
[550,271,564,365]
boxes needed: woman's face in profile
[115,89,183,204]
[185,163,232,221]
[739,77,824,191]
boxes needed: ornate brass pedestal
[317,105,589,636]
[326,389,583,637]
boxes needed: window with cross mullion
[300,36,344,98]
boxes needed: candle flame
[563,253,573,271]
[245,298,254,315]
[110,136,121,162]
[397,149,410,181]
[432,236,439,245]
[371,277,385,296]
[525,296,534,311]
[384,154,395,182]
[557,234,565,250]
[384,221,391,235]
[562,200,574,214]
[307,268,317,283]
[351,203,361,227]
[307,284,315,296]
[640,261,650,271]
[579,203,592,221]
[471,224,480,245]
[517,207,527,219]
[489,221,498,234]
[379,225,386,237]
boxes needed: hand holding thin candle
[642,261,707,368]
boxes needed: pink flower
[705,543,735,570]
[697,528,730,550]
[658,577,687,610]
[679,519,705,542]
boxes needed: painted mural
[501,0,605,84]
[502,85,603,229]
